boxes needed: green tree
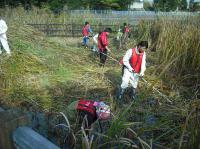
[0,0,135,10]
[179,0,187,10]
[144,1,155,11]
[117,0,134,10]
[48,0,66,11]
[154,0,179,11]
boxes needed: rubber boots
[131,88,136,100]
[117,88,125,101]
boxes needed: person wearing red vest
[82,21,92,48]
[117,41,148,101]
[98,28,112,66]
[121,23,130,49]
[67,99,111,130]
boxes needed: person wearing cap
[82,21,93,48]
[0,19,11,55]
[66,99,111,131]
[98,28,112,66]
[118,41,148,101]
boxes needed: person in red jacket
[67,99,111,129]
[98,28,112,66]
[82,21,93,48]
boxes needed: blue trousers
[83,36,89,46]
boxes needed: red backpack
[76,99,96,117]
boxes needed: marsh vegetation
[0,7,199,149]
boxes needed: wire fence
[66,10,200,25]
[27,10,200,37]
[67,9,200,16]
[28,23,121,37]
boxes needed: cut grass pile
[0,22,117,111]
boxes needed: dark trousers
[99,50,107,66]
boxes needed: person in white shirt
[91,33,99,54]
[116,28,123,51]
[0,19,11,55]
[118,41,148,101]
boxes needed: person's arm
[139,52,146,76]
[105,46,111,52]
[93,34,98,44]
[88,27,93,34]
[0,20,8,34]
[123,49,133,72]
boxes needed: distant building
[129,0,144,10]
[128,0,154,10]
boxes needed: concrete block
[0,111,29,149]
[0,107,5,112]
[13,127,60,149]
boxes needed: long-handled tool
[141,78,172,103]
[100,51,121,64]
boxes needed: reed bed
[134,17,200,149]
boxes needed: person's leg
[117,87,125,101]
[79,110,95,136]
[0,34,11,55]
[82,37,85,45]
[102,50,107,64]
[0,42,2,54]
[123,33,128,49]
[99,52,104,66]
[117,68,131,100]
[129,73,139,100]
[119,37,122,50]
[85,37,89,48]
[131,88,136,100]
[99,50,107,66]
[121,65,125,76]
[83,36,87,46]
[92,45,99,57]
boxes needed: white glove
[139,73,144,77]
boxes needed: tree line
[0,0,199,12]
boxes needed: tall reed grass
[135,17,200,149]
[136,17,200,98]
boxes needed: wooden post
[65,24,68,37]
[71,23,74,37]
[98,22,103,32]
[46,23,49,36]
[0,107,4,112]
